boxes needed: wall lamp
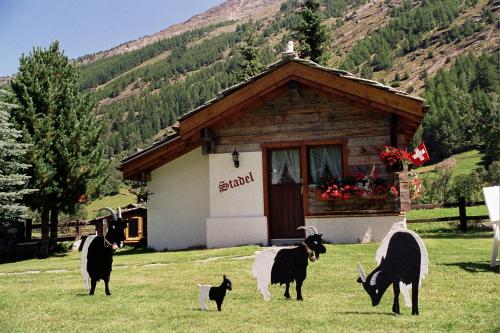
[232,149,240,168]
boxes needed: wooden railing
[25,219,94,241]
[407,197,489,232]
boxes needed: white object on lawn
[252,248,283,301]
[375,229,429,307]
[80,235,97,291]
[198,284,212,310]
[483,186,500,267]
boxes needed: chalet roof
[178,57,424,121]
[120,56,428,181]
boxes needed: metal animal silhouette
[198,275,232,311]
[252,226,326,301]
[81,207,127,295]
[357,229,429,315]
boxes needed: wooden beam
[121,137,183,173]
[210,85,289,133]
[390,114,399,147]
[181,82,290,141]
[179,62,425,138]
[122,60,426,180]
[261,146,270,242]
[179,65,296,135]
[300,144,309,216]
[292,76,423,123]
[261,139,345,149]
[200,128,216,155]
[122,138,200,180]
[288,62,424,117]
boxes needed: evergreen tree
[295,0,332,65]
[10,42,109,257]
[235,24,263,81]
[360,64,373,79]
[473,89,500,167]
[0,90,34,225]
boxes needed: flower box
[315,189,389,202]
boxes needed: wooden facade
[212,85,407,217]
[120,57,427,242]
[120,59,426,181]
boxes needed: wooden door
[268,148,304,238]
[125,217,143,243]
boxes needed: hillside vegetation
[75,0,498,168]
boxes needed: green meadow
[0,223,498,333]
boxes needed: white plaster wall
[306,215,406,244]
[207,217,268,248]
[207,152,268,247]
[147,148,209,250]
[209,152,264,217]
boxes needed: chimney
[281,41,298,60]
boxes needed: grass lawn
[85,187,136,219]
[406,205,488,220]
[0,223,498,333]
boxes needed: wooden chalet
[120,52,428,250]
[91,205,147,245]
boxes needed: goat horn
[118,207,122,219]
[99,207,117,221]
[297,226,318,235]
[357,262,367,283]
[308,226,319,234]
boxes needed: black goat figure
[198,275,232,311]
[253,226,326,301]
[357,229,429,315]
[81,207,127,295]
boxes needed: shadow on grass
[113,247,156,256]
[443,261,497,273]
[416,227,492,239]
[113,244,208,256]
[421,232,492,239]
[0,251,70,265]
[333,311,395,316]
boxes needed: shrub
[419,163,454,203]
[450,170,484,202]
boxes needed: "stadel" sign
[219,171,255,193]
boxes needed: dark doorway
[268,148,304,238]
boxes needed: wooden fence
[25,219,95,242]
[407,197,489,232]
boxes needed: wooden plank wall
[214,85,403,166]
[213,85,407,214]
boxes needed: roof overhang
[120,58,428,180]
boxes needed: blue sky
[0,0,224,76]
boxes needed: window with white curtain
[270,149,301,185]
[308,146,343,184]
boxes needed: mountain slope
[37,0,500,161]
[78,0,287,65]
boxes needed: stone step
[270,238,303,246]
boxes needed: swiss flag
[410,143,430,166]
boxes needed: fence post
[76,222,81,238]
[398,171,410,213]
[25,219,32,241]
[459,197,467,232]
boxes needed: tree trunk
[49,207,59,251]
[39,207,50,258]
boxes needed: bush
[417,161,454,203]
[450,170,484,202]
[485,161,500,185]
